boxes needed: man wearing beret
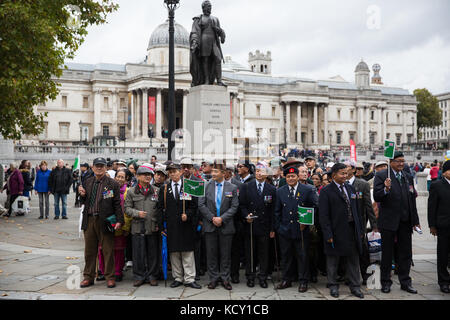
[274,166,318,293]
[428,160,450,293]
[78,158,124,289]
[198,160,239,290]
[374,151,421,294]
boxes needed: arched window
[260,65,264,73]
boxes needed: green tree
[0,0,118,140]
[414,88,442,137]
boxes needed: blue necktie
[216,183,222,217]
[258,183,262,195]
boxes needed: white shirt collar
[289,183,299,192]
[256,180,265,189]
[445,177,450,185]
[334,180,345,189]
[348,176,356,185]
[241,174,251,182]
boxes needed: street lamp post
[164,0,180,161]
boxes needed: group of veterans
[76,152,450,298]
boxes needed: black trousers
[267,235,281,277]
[279,234,309,284]
[231,224,245,279]
[194,231,207,275]
[132,234,159,282]
[359,233,371,279]
[244,231,269,281]
[380,221,413,286]
[308,226,326,277]
[437,226,450,286]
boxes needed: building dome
[355,60,370,73]
[148,20,190,50]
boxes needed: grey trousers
[326,232,361,290]
[38,192,49,218]
[170,251,196,284]
[205,231,233,282]
[132,234,159,282]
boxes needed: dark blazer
[274,183,318,240]
[373,168,420,231]
[48,167,72,194]
[239,181,277,236]
[428,178,450,229]
[158,180,198,253]
[351,177,377,231]
[319,182,363,256]
[80,175,124,232]
[198,180,239,235]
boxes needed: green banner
[183,179,205,197]
[298,206,314,225]
[384,140,396,159]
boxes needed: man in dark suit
[373,151,421,294]
[319,163,364,299]
[235,160,255,184]
[274,166,318,293]
[428,160,450,293]
[346,161,378,284]
[239,162,276,288]
[198,160,239,290]
[78,157,124,289]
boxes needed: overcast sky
[70,0,450,94]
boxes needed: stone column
[156,89,162,139]
[94,90,101,137]
[413,111,417,142]
[382,107,387,142]
[313,103,318,145]
[130,91,135,138]
[112,89,118,137]
[239,99,244,137]
[183,90,188,131]
[365,106,370,145]
[142,88,148,139]
[279,103,284,143]
[137,90,142,137]
[285,101,291,144]
[377,106,382,144]
[402,110,407,144]
[358,106,364,144]
[324,104,329,145]
[297,102,302,144]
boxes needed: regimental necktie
[216,183,222,217]
[290,187,295,198]
[339,184,353,222]
[174,183,179,200]
[258,183,262,195]
[90,180,100,209]
[396,172,402,186]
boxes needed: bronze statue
[190,0,226,87]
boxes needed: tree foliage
[0,0,118,140]
[414,88,442,132]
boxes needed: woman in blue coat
[34,161,51,219]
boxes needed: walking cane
[248,214,258,277]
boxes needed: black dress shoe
[133,280,145,287]
[247,279,255,288]
[440,284,450,293]
[330,287,339,298]
[401,284,418,294]
[276,281,292,289]
[185,282,202,289]
[222,281,232,290]
[259,280,268,289]
[381,285,391,294]
[38,216,43,219]
[54,216,59,220]
[170,280,183,288]
[62,216,68,219]
[231,275,240,284]
[351,288,364,299]
[207,281,217,289]
[298,283,308,293]
[96,274,105,281]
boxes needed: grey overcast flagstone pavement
[0,192,449,300]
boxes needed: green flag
[298,206,314,225]
[183,179,205,197]
[74,155,80,171]
[384,140,396,159]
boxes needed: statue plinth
[183,85,234,162]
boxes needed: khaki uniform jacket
[124,185,160,235]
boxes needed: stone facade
[419,92,450,148]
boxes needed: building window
[120,98,126,109]
[38,122,48,140]
[407,134,412,143]
[350,110,354,120]
[256,105,261,117]
[59,123,69,139]
[336,132,342,144]
[256,128,262,139]
[396,134,401,146]
[386,133,390,139]
[370,132,376,144]
[386,112,389,123]
[119,126,126,140]
[349,132,355,141]
[270,128,276,143]
[83,96,89,108]
[272,106,276,117]
[397,113,400,123]
[104,97,109,109]
[62,95,67,108]
[102,125,110,137]
[337,109,341,119]
[371,110,375,120]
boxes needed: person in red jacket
[430,162,440,182]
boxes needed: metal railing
[14,145,168,155]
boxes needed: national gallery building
[31,19,417,150]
